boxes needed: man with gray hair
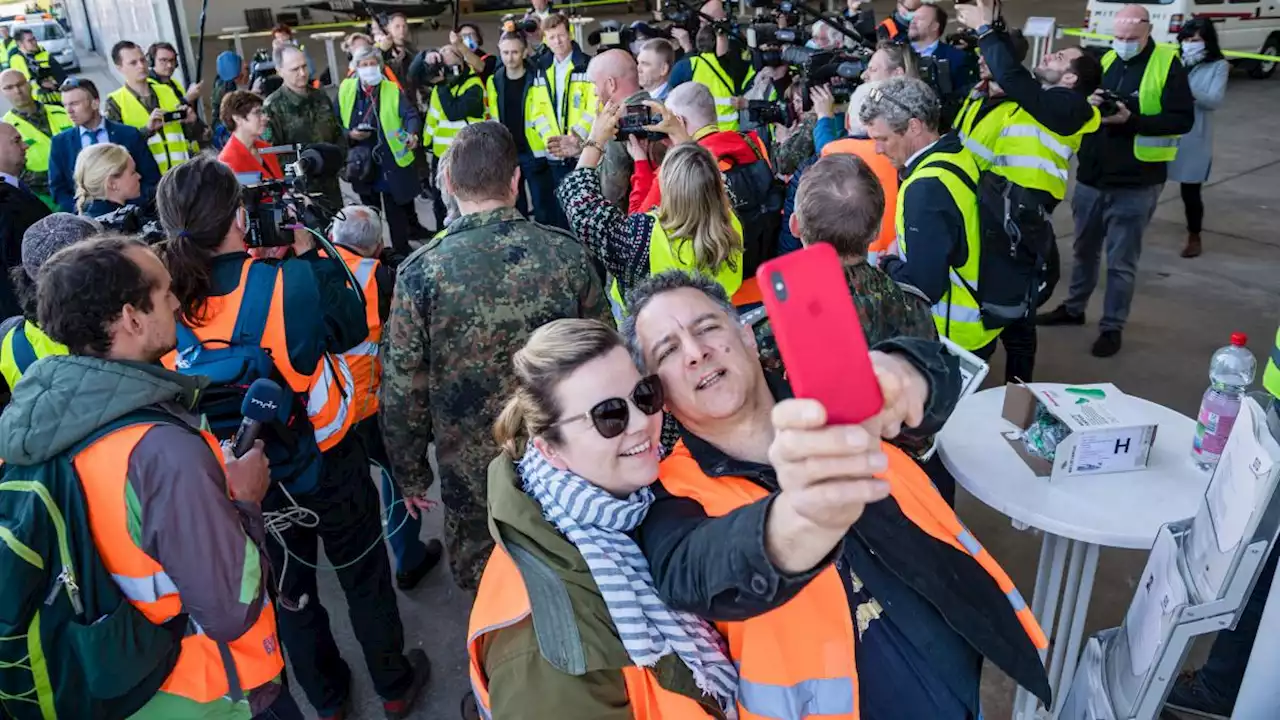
[331,204,445,591]
[861,76,997,356]
[263,44,346,208]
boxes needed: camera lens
[770,271,788,302]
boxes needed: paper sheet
[1125,529,1186,677]
[1205,401,1268,552]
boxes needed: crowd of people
[0,1,1261,719]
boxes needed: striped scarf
[519,444,739,715]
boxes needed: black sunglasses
[552,376,664,439]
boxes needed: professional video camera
[239,143,344,248]
[502,13,540,35]
[745,22,806,54]
[662,0,743,39]
[249,48,275,85]
[781,44,870,110]
[94,204,164,244]
[588,21,634,51]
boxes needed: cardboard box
[1001,382,1159,480]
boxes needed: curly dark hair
[37,236,154,357]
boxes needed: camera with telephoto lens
[502,14,540,34]
[746,99,795,126]
[745,22,804,50]
[1096,89,1125,117]
[781,44,870,111]
[588,20,635,51]
[94,204,164,244]
[250,49,276,84]
[238,143,344,247]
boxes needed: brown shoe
[1181,232,1202,258]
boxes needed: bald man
[1038,3,1194,358]
[588,49,651,209]
[2,68,72,204]
[1,121,52,319]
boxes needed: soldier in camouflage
[261,45,346,208]
[379,121,612,590]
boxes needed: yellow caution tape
[1061,27,1279,63]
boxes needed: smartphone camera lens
[770,271,788,302]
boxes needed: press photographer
[340,46,423,259]
[424,45,486,164]
[154,154,431,717]
[666,0,754,131]
[7,29,66,106]
[106,41,199,175]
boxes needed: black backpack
[928,160,1056,330]
[720,133,785,279]
[0,411,187,720]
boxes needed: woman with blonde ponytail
[469,318,737,720]
[72,143,141,219]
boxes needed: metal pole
[1233,554,1280,718]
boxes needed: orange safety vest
[467,546,719,719]
[821,137,900,257]
[161,259,347,446]
[731,277,763,307]
[335,245,383,423]
[659,440,1048,720]
[879,17,901,40]
[74,422,283,704]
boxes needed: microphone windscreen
[300,143,344,177]
[241,378,285,424]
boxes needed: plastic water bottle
[1191,332,1257,471]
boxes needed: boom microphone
[232,379,284,458]
[294,143,344,178]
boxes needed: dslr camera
[616,104,666,141]
[1095,89,1127,117]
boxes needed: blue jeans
[355,417,427,574]
[1065,183,1163,332]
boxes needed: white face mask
[1182,40,1207,64]
[357,66,383,86]
[1112,39,1142,61]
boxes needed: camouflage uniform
[379,206,612,590]
[598,88,650,209]
[261,85,346,209]
[772,111,818,178]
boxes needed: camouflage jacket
[772,112,818,177]
[261,86,346,207]
[598,88,650,209]
[379,206,612,504]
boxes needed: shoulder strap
[231,262,280,348]
[922,158,978,195]
[66,408,190,458]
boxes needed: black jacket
[635,340,1053,713]
[433,70,486,121]
[0,182,51,319]
[977,31,1097,139]
[1077,39,1195,188]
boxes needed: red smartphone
[757,243,884,425]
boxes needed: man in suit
[0,122,51,318]
[48,78,161,213]
[908,3,973,94]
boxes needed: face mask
[897,8,915,23]
[1111,39,1142,61]
[357,66,383,85]
[463,35,478,51]
[1182,40,1206,64]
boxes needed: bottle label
[1193,408,1238,458]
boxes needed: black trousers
[359,191,417,258]
[265,438,411,716]
[999,316,1038,384]
[1182,182,1204,234]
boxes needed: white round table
[938,386,1209,719]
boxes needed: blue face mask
[463,35,478,51]
[897,9,915,23]
[1112,38,1142,61]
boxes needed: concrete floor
[7,2,1278,718]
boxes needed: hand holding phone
[757,243,883,425]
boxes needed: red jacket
[218,134,284,180]
[632,128,769,213]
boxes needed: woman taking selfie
[557,103,744,319]
[217,89,284,180]
[469,319,737,720]
[73,142,142,218]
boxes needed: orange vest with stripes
[467,546,718,719]
[335,245,383,423]
[658,440,1048,720]
[821,137,900,258]
[74,422,283,704]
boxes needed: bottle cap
[1231,332,1248,347]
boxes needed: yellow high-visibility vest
[425,75,485,159]
[108,81,190,173]
[337,77,414,168]
[689,53,755,132]
[956,98,1101,201]
[1100,45,1182,163]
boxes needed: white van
[3,14,80,72]
[1083,0,1280,78]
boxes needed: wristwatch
[584,138,605,153]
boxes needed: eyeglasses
[552,375,664,439]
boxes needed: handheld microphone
[232,379,284,458]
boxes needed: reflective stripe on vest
[308,353,355,451]
[4,104,72,174]
[690,54,753,132]
[526,65,596,150]
[608,212,744,315]
[958,100,1100,200]
[0,319,68,390]
[659,440,1047,720]
[73,423,284,704]
[337,78,414,168]
[895,150,999,351]
[468,545,719,719]
[428,76,485,158]
[336,246,383,423]
[1101,46,1181,163]
[109,82,190,173]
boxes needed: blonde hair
[73,143,132,213]
[492,319,625,457]
[655,143,742,274]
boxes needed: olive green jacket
[481,456,728,719]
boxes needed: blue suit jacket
[48,119,162,213]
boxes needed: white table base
[1014,531,1102,720]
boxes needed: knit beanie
[22,213,102,280]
